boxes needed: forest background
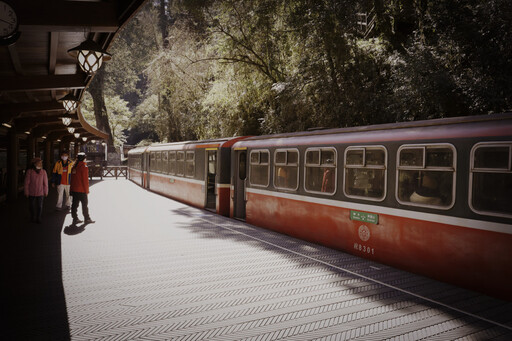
[81,0,512,147]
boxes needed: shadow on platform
[169,206,512,332]
[1,180,99,340]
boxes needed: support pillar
[44,140,52,174]
[74,142,79,157]
[34,139,40,159]
[7,129,19,202]
[27,135,35,167]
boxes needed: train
[128,113,512,301]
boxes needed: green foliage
[81,92,131,147]
[98,0,512,144]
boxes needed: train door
[233,149,247,220]
[205,149,217,210]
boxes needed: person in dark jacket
[70,152,94,224]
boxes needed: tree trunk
[88,68,115,148]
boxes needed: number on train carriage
[396,144,456,209]
[470,142,512,217]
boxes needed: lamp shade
[82,137,87,142]
[67,127,75,134]
[68,38,112,73]
[74,133,80,138]
[62,117,72,126]
[58,93,80,112]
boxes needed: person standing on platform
[24,157,48,223]
[51,151,74,211]
[70,152,94,225]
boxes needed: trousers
[28,196,44,222]
[56,184,71,208]
[71,192,90,220]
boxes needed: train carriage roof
[127,146,149,155]
[233,113,512,148]
[144,136,248,152]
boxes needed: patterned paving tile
[3,179,512,340]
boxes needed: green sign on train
[350,210,379,224]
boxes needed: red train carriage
[230,113,512,300]
[128,137,247,216]
[127,146,149,187]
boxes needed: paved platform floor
[2,179,512,340]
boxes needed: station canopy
[0,0,147,144]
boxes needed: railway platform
[2,178,512,340]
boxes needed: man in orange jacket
[70,152,94,224]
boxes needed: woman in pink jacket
[24,157,48,223]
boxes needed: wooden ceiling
[0,0,147,143]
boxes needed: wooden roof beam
[49,32,59,74]
[17,1,119,32]
[0,101,64,115]
[0,74,87,92]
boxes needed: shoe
[84,219,95,224]
[73,218,83,224]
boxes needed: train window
[177,151,185,176]
[186,151,195,177]
[344,146,386,201]
[249,150,270,187]
[150,152,156,172]
[156,152,162,173]
[239,151,247,180]
[162,152,168,174]
[169,151,176,175]
[470,142,512,218]
[397,144,456,209]
[305,148,336,195]
[274,149,299,191]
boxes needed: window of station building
[249,150,270,187]
[397,144,455,209]
[150,152,156,172]
[274,149,299,191]
[168,151,176,175]
[344,146,386,201]
[185,151,195,177]
[470,142,512,218]
[177,151,185,176]
[305,148,336,195]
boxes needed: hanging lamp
[68,38,111,73]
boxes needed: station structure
[0,0,146,203]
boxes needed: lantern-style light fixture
[58,93,80,112]
[67,127,75,134]
[82,137,87,142]
[68,38,111,73]
[61,117,72,126]
[74,133,80,138]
